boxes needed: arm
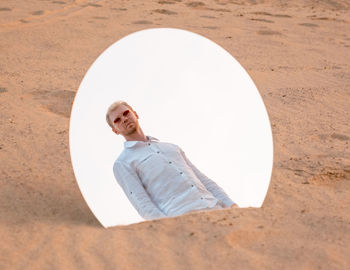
[179,148,237,208]
[113,161,167,220]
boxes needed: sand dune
[0,0,349,269]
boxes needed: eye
[114,117,120,123]
[123,110,130,116]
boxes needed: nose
[122,115,129,124]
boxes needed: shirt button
[168,161,172,164]
[148,143,151,146]
[200,197,203,200]
[157,151,160,154]
[180,172,183,175]
[191,184,194,187]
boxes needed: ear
[112,127,120,135]
[134,110,139,119]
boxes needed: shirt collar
[124,135,159,149]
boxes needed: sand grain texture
[0,0,350,269]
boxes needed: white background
[69,28,274,228]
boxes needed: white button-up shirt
[113,135,235,220]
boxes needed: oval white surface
[69,28,274,228]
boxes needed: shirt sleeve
[179,147,236,208]
[113,161,167,220]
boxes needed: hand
[231,204,239,208]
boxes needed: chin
[126,128,137,135]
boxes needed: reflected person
[106,100,239,220]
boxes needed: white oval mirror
[69,28,274,228]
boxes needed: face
[109,104,140,136]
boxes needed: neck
[123,128,148,142]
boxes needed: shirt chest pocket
[136,154,166,180]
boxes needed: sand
[1,0,350,269]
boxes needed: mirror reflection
[69,28,273,227]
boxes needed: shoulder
[113,148,140,171]
[158,140,181,150]
[113,150,128,170]
[114,148,130,164]
[113,158,133,180]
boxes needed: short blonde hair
[106,100,134,128]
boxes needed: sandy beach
[1,0,350,269]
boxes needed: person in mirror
[106,100,239,220]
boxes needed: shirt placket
[152,142,208,203]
